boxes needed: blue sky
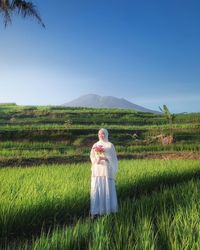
[0,0,200,113]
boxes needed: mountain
[62,94,160,114]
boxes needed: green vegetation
[0,159,199,249]
[0,104,200,167]
[0,104,199,249]
[159,104,175,125]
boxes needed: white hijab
[98,128,109,143]
[96,128,118,178]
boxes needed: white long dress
[90,140,118,216]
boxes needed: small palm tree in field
[159,104,175,125]
[159,104,175,144]
[0,0,45,27]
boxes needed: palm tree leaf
[159,106,163,112]
[12,0,45,27]
[0,0,12,27]
[0,0,45,27]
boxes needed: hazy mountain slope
[63,94,160,113]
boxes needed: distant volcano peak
[63,94,160,114]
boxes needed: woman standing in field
[90,128,118,218]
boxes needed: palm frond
[0,0,45,27]
[159,104,175,124]
[159,106,163,112]
[0,0,12,27]
[12,0,45,27]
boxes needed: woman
[90,128,118,218]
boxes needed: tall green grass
[1,123,200,131]
[0,143,199,159]
[0,159,200,249]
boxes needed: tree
[159,104,175,142]
[159,104,175,125]
[0,0,45,27]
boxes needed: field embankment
[0,104,200,166]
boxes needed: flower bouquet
[93,144,105,157]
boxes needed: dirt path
[119,151,200,160]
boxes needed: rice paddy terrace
[0,104,200,249]
[0,103,200,167]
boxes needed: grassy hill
[0,104,200,166]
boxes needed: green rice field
[0,104,200,249]
[0,159,200,249]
